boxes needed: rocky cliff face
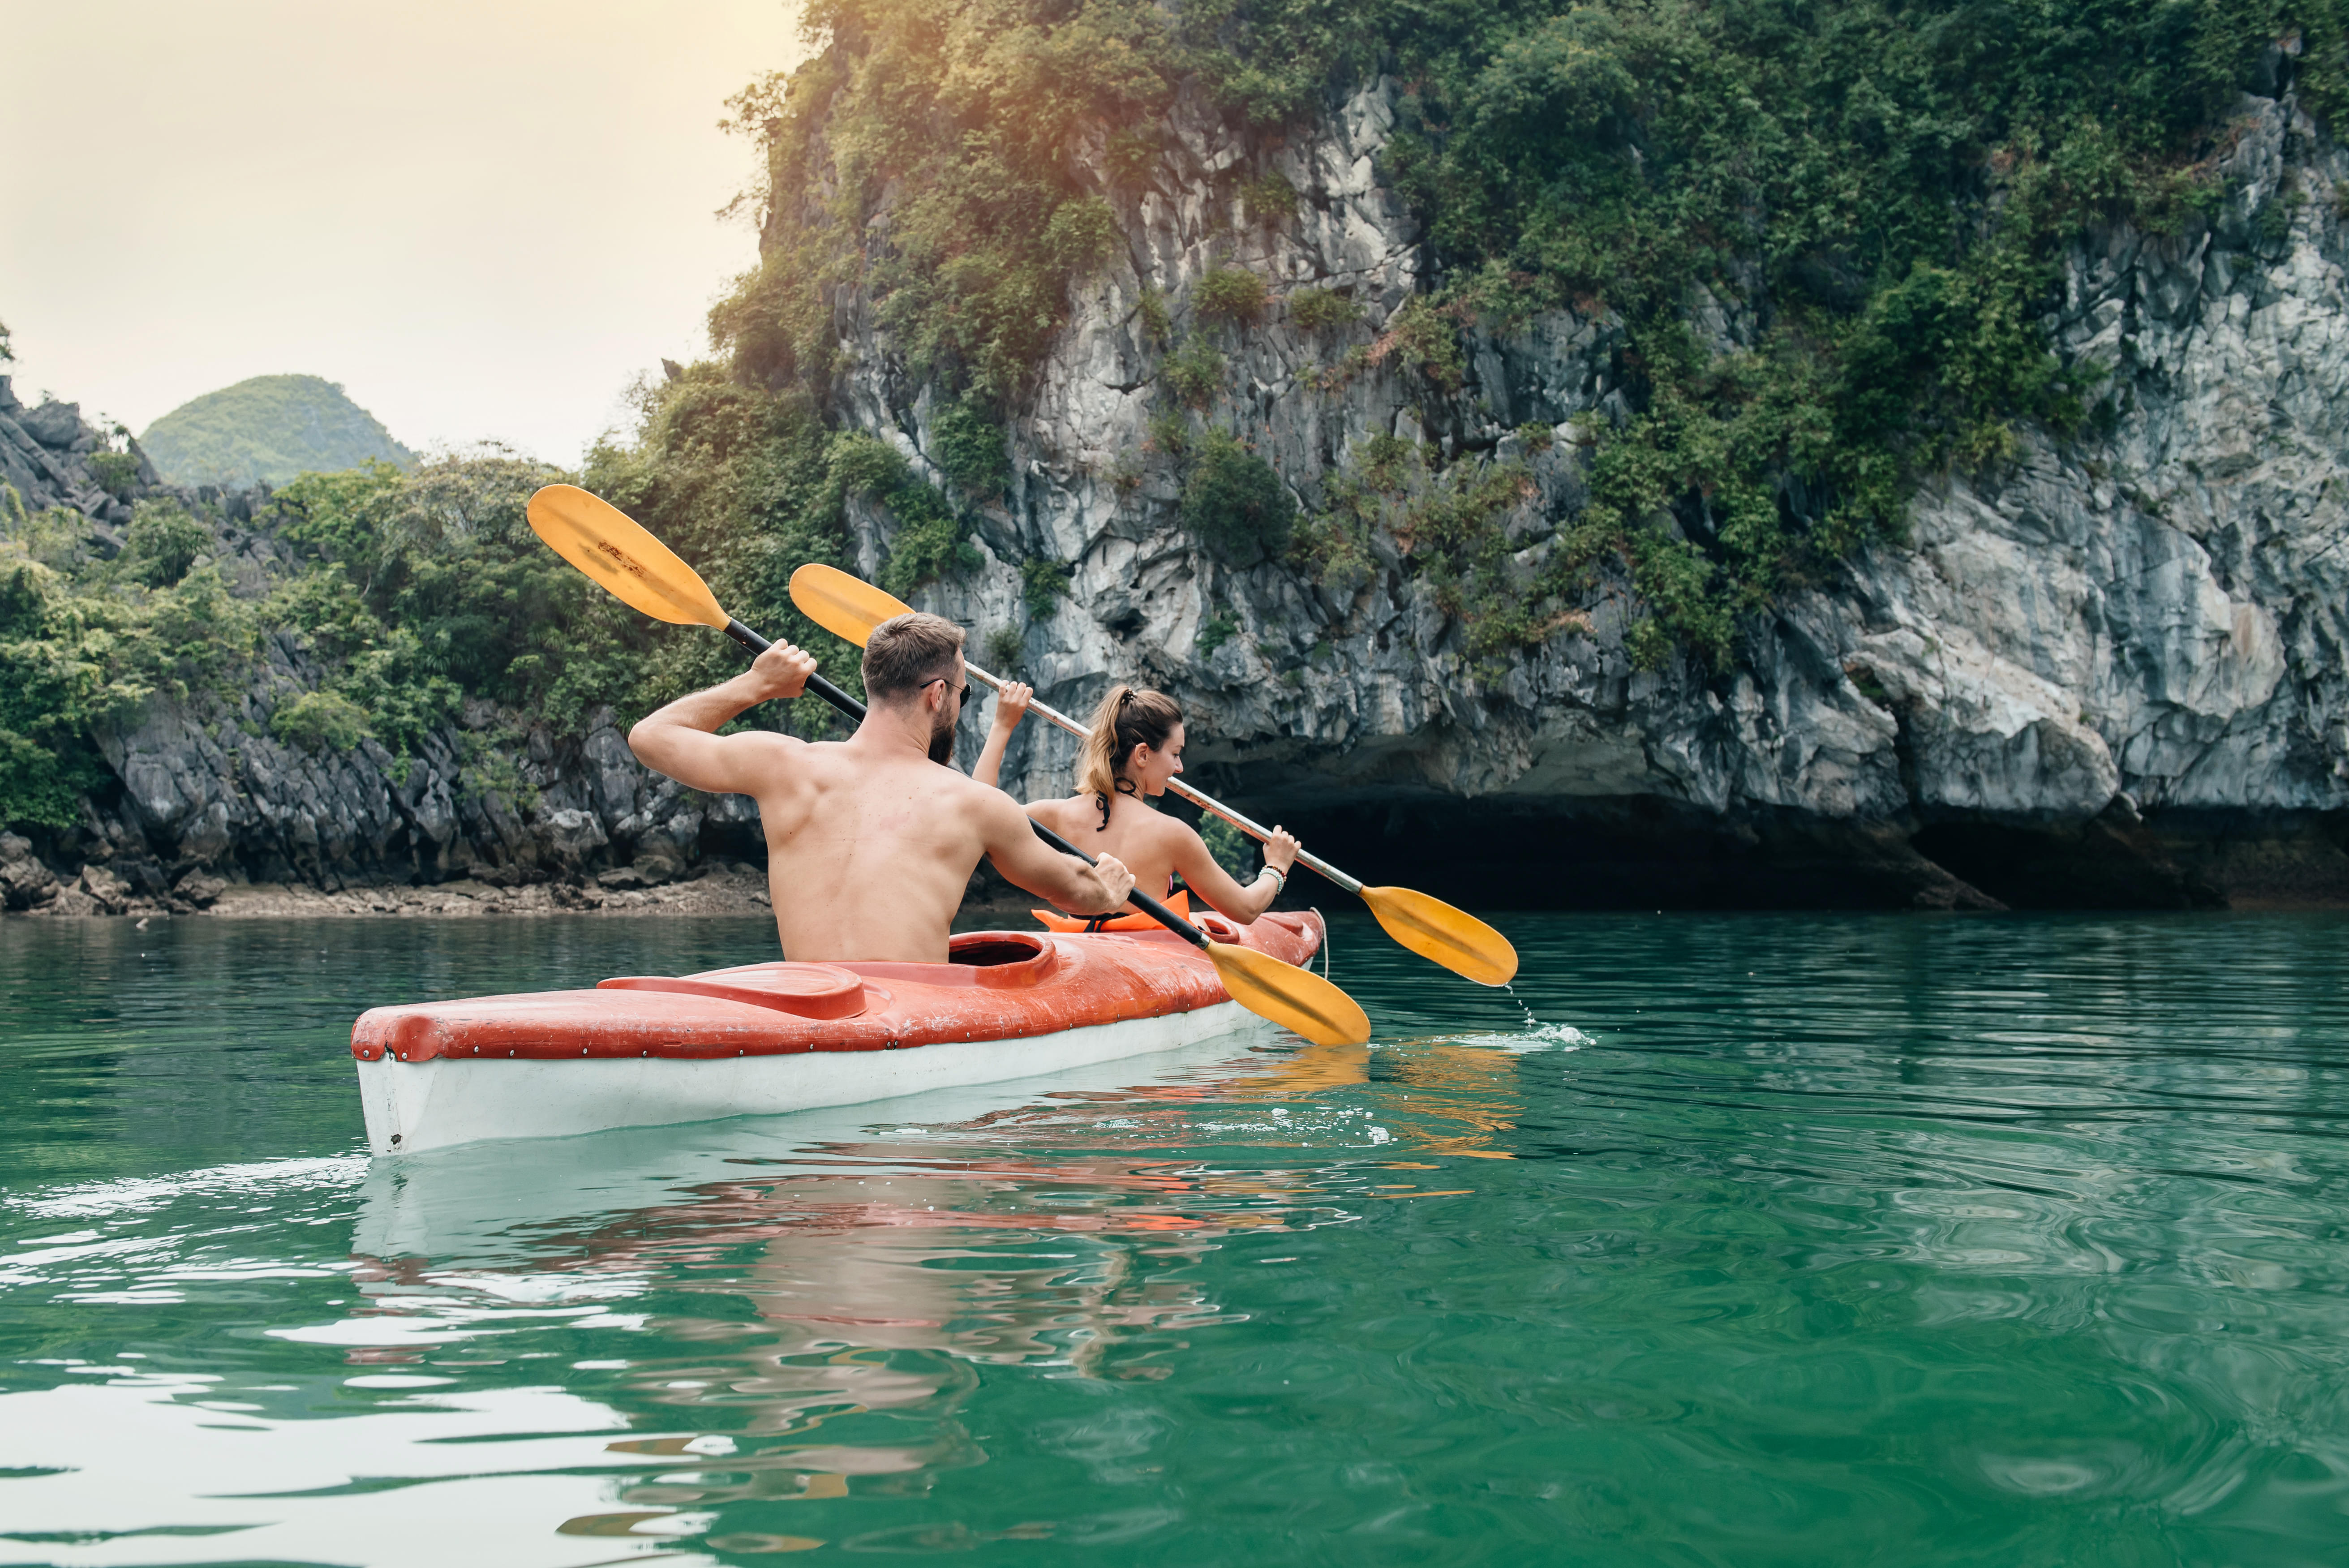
[0,377,758,918]
[0,375,157,533]
[830,83,2349,910]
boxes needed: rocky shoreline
[2,835,776,920]
[1,833,1062,929]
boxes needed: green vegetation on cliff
[0,501,262,829]
[0,373,894,832]
[140,374,417,489]
[717,0,2349,668]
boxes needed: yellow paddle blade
[527,484,728,629]
[1207,941,1372,1046]
[791,562,912,648]
[1361,886,1518,987]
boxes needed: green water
[5,913,2349,1565]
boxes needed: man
[627,611,1134,962]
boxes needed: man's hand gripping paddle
[790,562,1520,988]
[524,484,1371,1048]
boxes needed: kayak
[352,910,1326,1156]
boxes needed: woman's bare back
[1029,792,1189,905]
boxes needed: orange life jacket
[1031,889,1190,932]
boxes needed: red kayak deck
[351,911,1324,1064]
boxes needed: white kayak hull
[357,999,1263,1156]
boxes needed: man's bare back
[627,632,1132,963]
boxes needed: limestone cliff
[833,84,2349,910]
[16,77,2349,916]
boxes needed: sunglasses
[922,676,971,705]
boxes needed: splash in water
[1455,985,1592,1052]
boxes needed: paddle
[523,483,1372,1047]
[790,562,1520,988]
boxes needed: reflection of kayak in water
[350,1024,1364,1266]
[340,1044,1370,1513]
[352,913,1324,1156]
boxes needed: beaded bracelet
[1257,864,1288,894]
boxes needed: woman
[975,681,1300,927]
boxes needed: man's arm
[976,788,1134,915]
[627,641,816,795]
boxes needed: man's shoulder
[937,770,1040,835]
[938,765,1020,808]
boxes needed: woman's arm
[972,681,1032,787]
[1168,818,1301,924]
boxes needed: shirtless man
[627,612,1134,962]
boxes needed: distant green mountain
[140,374,415,489]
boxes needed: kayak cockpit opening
[949,933,1051,967]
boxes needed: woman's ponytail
[1076,684,1184,817]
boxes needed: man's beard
[928,710,956,766]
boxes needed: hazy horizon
[1,0,807,468]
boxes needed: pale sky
[1,0,807,467]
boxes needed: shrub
[1180,432,1295,563]
[1106,127,1164,185]
[1019,554,1071,620]
[126,500,210,587]
[1146,411,1190,456]
[1288,288,1360,332]
[827,431,981,597]
[271,690,375,753]
[86,451,141,498]
[1044,197,1121,275]
[0,557,116,829]
[876,479,975,598]
[929,395,1009,495]
[1195,266,1271,326]
[984,624,1024,671]
[1136,287,1173,347]
[1195,610,1240,655]
[1240,173,1296,225]
[1374,297,1465,387]
[1162,342,1226,408]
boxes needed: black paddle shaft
[721,617,1207,951]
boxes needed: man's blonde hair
[862,612,966,703]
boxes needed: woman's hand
[972,681,1032,789]
[991,680,1032,731]
[1261,824,1300,874]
